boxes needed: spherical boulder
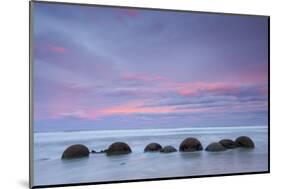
[106,142,132,156]
[235,136,255,148]
[61,144,90,159]
[219,139,236,149]
[179,137,203,152]
[144,143,163,152]
[91,150,97,153]
[160,146,177,153]
[205,142,226,152]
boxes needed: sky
[33,2,268,132]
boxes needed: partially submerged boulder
[160,146,177,153]
[91,149,108,154]
[61,144,90,159]
[144,143,163,152]
[99,149,108,153]
[205,142,226,152]
[106,142,132,156]
[179,137,203,152]
[219,139,236,149]
[235,136,255,148]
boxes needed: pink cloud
[36,70,267,121]
[35,42,66,54]
[121,72,267,99]
[228,63,268,84]
[176,82,240,96]
[47,44,66,53]
[54,100,163,120]
[259,85,268,95]
[99,100,172,115]
[75,99,224,120]
[35,82,96,120]
[122,9,139,17]
[115,8,140,23]
[121,72,246,97]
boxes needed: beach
[33,126,268,186]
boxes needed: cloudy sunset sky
[33,2,268,132]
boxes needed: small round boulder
[99,149,108,153]
[179,137,203,152]
[160,146,177,153]
[106,142,132,156]
[235,136,255,148]
[61,144,90,159]
[144,143,163,152]
[205,142,226,152]
[219,139,236,149]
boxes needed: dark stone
[92,149,108,154]
[235,136,255,148]
[205,142,226,152]
[179,137,203,152]
[61,144,90,159]
[219,139,236,149]
[144,143,163,152]
[106,142,132,156]
[160,146,177,153]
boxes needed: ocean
[33,126,268,186]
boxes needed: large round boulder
[205,142,226,152]
[144,143,163,152]
[179,137,203,152]
[106,142,132,156]
[160,146,177,153]
[61,144,90,159]
[219,139,236,149]
[235,136,255,148]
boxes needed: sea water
[33,126,268,186]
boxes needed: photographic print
[30,1,269,188]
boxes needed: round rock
[144,143,163,152]
[235,136,255,148]
[61,144,90,159]
[160,146,177,153]
[106,142,132,156]
[179,137,203,152]
[219,139,236,149]
[205,142,226,152]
